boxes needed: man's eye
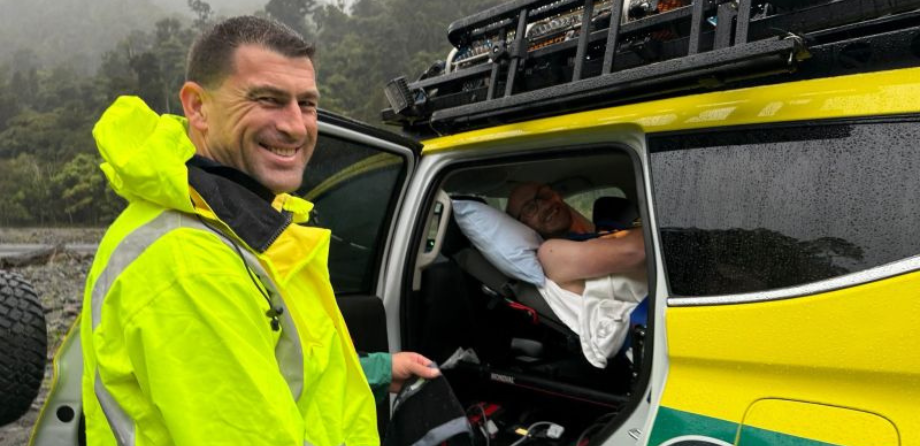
[257,97,280,105]
[523,202,538,216]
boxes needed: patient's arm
[537,229,646,289]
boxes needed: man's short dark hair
[186,16,315,88]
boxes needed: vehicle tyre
[0,270,47,426]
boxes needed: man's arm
[359,352,392,403]
[537,229,646,285]
[359,352,440,402]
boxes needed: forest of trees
[0,0,501,226]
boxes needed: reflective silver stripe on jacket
[228,231,305,401]
[90,210,304,445]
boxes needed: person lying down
[450,184,647,368]
[506,182,648,368]
[506,183,648,368]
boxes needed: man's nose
[275,100,308,142]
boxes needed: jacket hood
[93,96,196,213]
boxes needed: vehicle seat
[451,247,575,339]
[439,197,575,345]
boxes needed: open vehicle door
[297,112,422,431]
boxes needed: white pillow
[451,199,546,286]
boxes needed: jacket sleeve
[119,269,305,446]
[359,352,392,403]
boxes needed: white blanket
[538,275,647,368]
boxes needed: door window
[566,186,627,218]
[297,135,407,295]
[650,119,920,297]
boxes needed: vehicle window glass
[650,120,920,297]
[297,135,406,295]
[566,187,627,217]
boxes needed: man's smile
[259,142,301,158]
[543,205,559,223]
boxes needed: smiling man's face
[196,44,319,193]
[507,182,573,238]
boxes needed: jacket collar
[187,163,325,284]
[187,155,276,203]
[187,163,292,253]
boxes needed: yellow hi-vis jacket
[81,96,379,446]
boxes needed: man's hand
[389,352,440,393]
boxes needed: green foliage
[0,80,20,132]
[264,0,318,39]
[187,0,215,31]
[0,154,50,226]
[9,69,40,108]
[313,0,503,124]
[98,18,195,115]
[53,153,124,225]
[0,151,123,226]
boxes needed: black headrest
[593,197,638,231]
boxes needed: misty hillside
[0,0,359,73]
[0,0,174,74]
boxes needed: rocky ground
[0,228,102,446]
[0,227,106,245]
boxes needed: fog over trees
[0,0,500,226]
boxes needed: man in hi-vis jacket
[82,16,438,446]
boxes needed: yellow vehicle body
[423,67,920,153]
[657,270,919,446]
[420,67,920,446]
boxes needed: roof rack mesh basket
[382,0,920,136]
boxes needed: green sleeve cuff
[359,352,392,404]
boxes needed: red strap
[507,301,539,324]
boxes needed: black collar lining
[186,160,291,253]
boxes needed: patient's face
[508,183,572,238]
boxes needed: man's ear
[180,81,208,132]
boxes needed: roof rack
[382,0,920,137]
